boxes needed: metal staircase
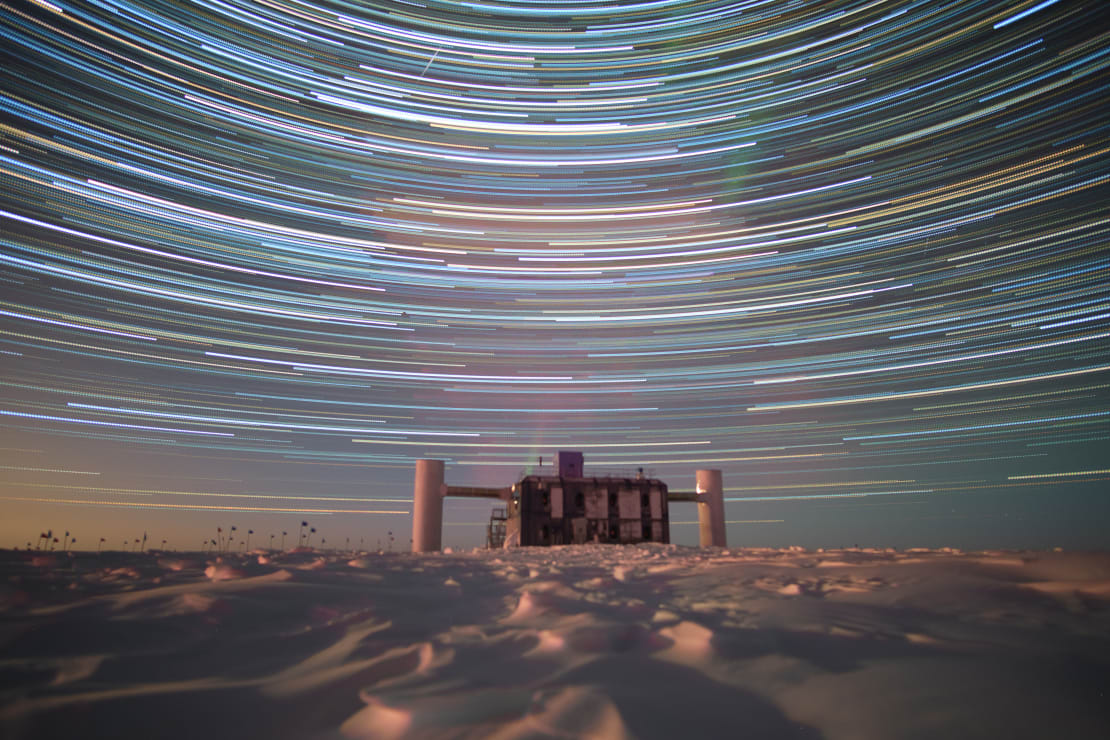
[486,507,507,549]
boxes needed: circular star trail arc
[0,0,1108,547]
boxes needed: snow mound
[3,545,1109,739]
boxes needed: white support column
[413,459,445,552]
[696,469,726,548]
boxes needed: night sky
[1,0,1108,552]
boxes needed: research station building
[495,451,671,547]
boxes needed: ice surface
[1,545,1109,738]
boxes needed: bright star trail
[1,0,1107,550]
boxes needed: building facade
[502,465,671,547]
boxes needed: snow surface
[2,545,1109,739]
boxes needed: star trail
[1,0,1107,549]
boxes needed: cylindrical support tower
[696,469,727,548]
[412,459,445,552]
